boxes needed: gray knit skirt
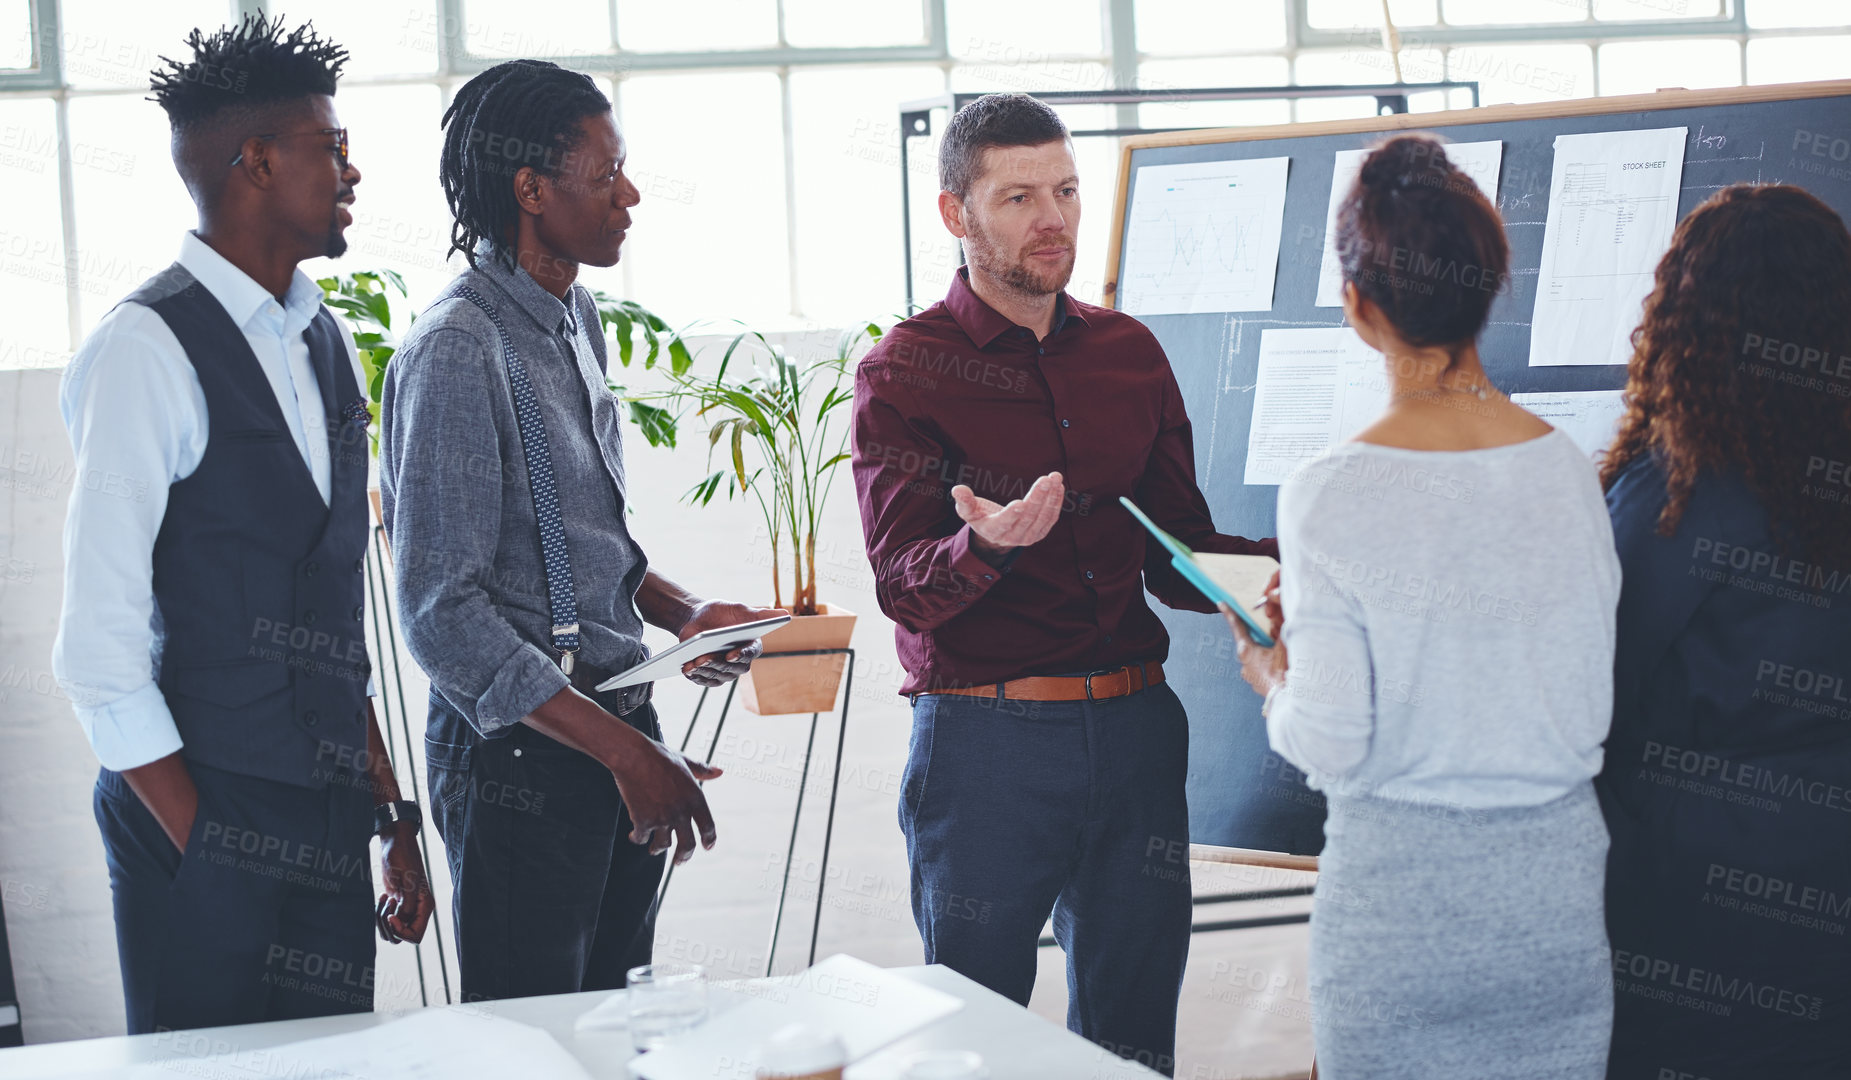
[1309,782,1613,1079]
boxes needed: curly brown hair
[1600,184,1851,566]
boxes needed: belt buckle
[1082,668,1116,704]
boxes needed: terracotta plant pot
[740,603,857,716]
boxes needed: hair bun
[1358,134,1451,193]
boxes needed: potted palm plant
[670,323,879,715]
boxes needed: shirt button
[304,562,320,577]
[353,605,365,620]
[983,574,993,581]
[1037,347,1045,356]
[1105,634,1114,644]
[303,609,318,625]
[513,748,524,757]
[353,559,365,574]
[1061,419,1070,428]
[1084,570,1095,580]
[304,711,319,727]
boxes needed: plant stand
[653,648,856,978]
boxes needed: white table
[0,964,1165,1079]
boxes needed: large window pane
[618,0,778,52]
[1746,35,1851,84]
[1447,43,1592,103]
[299,85,453,309]
[283,0,439,77]
[784,0,926,48]
[1593,0,1722,18]
[950,61,1115,101]
[1295,45,1443,121]
[1138,56,1292,129]
[1,0,31,69]
[66,95,198,334]
[789,65,945,325]
[1295,44,1445,86]
[1306,0,1438,29]
[1445,0,1586,23]
[947,0,1103,61]
[465,0,610,58]
[1748,0,1851,29]
[1137,0,1287,54]
[1598,39,1740,95]
[0,100,72,366]
[60,0,234,90]
[616,72,788,325]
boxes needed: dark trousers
[426,692,667,1002]
[94,761,376,1034]
[900,681,1193,1078]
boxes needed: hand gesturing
[952,471,1065,560]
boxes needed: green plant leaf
[628,400,678,449]
[818,451,850,473]
[730,419,748,492]
[609,308,635,368]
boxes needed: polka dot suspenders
[444,284,582,675]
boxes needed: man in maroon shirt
[851,94,1276,1077]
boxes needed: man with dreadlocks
[380,60,782,1001]
[53,16,431,1033]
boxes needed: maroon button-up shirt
[852,269,1278,696]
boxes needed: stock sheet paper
[1530,127,1686,367]
[1314,140,1505,307]
[1243,327,1389,486]
[630,955,963,1080]
[1511,389,1627,459]
[1120,156,1292,316]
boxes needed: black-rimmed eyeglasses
[229,128,349,168]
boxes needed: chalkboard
[1104,79,1851,859]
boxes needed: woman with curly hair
[1598,184,1851,1079]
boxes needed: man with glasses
[54,17,430,1033]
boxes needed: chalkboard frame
[1102,78,1851,868]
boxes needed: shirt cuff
[74,683,185,772]
[474,641,572,738]
[953,526,1012,583]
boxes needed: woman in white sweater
[1228,134,1621,1079]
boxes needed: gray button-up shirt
[381,241,649,738]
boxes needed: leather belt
[918,661,1164,703]
[560,655,653,716]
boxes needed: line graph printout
[1530,127,1686,367]
[1315,140,1505,307]
[1244,326,1389,486]
[1120,156,1291,316]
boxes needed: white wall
[0,367,123,1042]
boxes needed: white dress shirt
[53,232,370,771]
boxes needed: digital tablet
[1119,497,1276,649]
[593,614,793,691]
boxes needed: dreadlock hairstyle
[149,15,346,131]
[439,60,612,270]
[1600,183,1851,568]
[148,15,347,205]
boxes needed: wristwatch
[373,800,422,838]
